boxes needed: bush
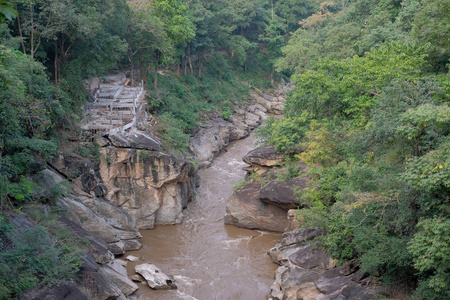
[0,212,84,300]
[409,216,450,299]
[256,114,310,154]
[232,179,247,190]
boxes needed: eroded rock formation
[224,182,289,232]
[268,229,379,300]
[224,148,309,232]
[99,144,195,229]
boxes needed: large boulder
[250,93,273,111]
[243,146,284,168]
[259,177,310,210]
[249,92,285,115]
[75,249,136,300]
[135,263,177,290]
[270,264,322,300]
[99,261,138,296]
[107,131,161,151]
[224,183,289,232]
[268,228,322,265]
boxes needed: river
[125,133,281,299]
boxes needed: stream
[125,133,282,299]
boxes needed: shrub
[232,180,247,190]
[409,216,450,299]
[0,212,84,299]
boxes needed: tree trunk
[271,0,274,20]
[176,55,182,75]
[154,50,160,91]
[30,5,34,59]
[16,7,26,54]
[198,51,203,77]
[188,45,193,74]
[139,48,148,86]
[54,40,58,86]
[128,51,135,86]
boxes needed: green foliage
[256,114,310,153]
[231,179,246,190]
[401,139,450,194]
[74,142,102,163]
[0,212,84,299]
[0,0,16,25]
[265,1,449,292]
[408,216,450,298]
[296,204,354,264]
[287,43,427,125]
[0,47,61,205]
[412,0,450,71]
[275,156,302,182]
[149,52,272,154]
[156,112,191,155]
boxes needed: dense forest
[256,0,449,298]
[0,0,448,299]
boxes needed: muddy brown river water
[125,133,282,300]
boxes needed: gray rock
[57,196,141,253]
[107,131,161,151]
[99,264,138,296]
[268,228,322,264]
[243,146,283,167]
[259,177,310,210]
[58,216,114,264]
[270,264,321,300]
[289,244,334,269]
[190,119,235,168]
[250,93,273,110]
[135,263,177,290]
[263,94,273,101]
[269,229,378,300]
[130,274,145,282]
[244,111,262,127]
[98,148,194,229]
[126,255,140,262]
[315,273,354,295]
[78,270,125,300]
[116,259,128,266]
[224,183,289,232]
[34,168,64,188]
[48,153,104,196]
